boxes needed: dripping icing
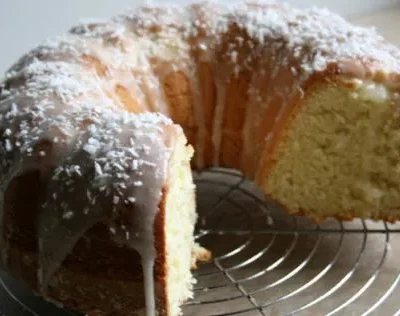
[212,79,226,166]
[143,257,156,316]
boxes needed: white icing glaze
[143,257,156,316]
[187,67,206,168]
[0,45,175,313]
[241,83,260,172]
[212,79,226,165]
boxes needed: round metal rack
[2,168,400,315]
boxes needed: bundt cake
[1,1,400,315]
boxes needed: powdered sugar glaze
[0,24,177,316]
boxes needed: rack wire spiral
[2,168,400,315]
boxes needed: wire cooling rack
[2,168,400,315]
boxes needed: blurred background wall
[0,0,399,74]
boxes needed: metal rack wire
[1,168,400,315]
